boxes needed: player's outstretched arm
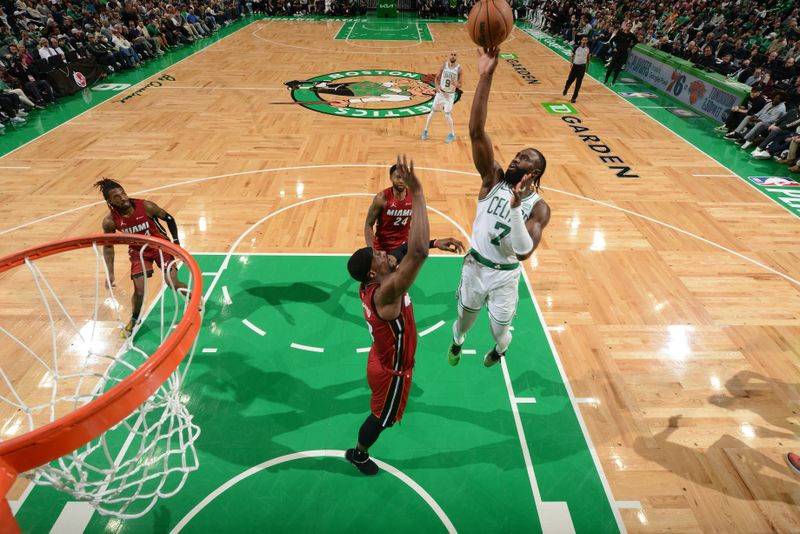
[375,155,429,315]
[364,191,386,248]
[470,47,502,185]
[144,200,181,245]
[102,215,116,288]
[518,201,551,260]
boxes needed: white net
[0,238,202,519]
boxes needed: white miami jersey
[471,181,541,266]
[440,62,460,93]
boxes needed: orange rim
[0,234,202,482]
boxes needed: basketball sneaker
[122,318,139,338]
[786,452,800,475]
[422,129,428,141]
[445,133,455,143]
[346,448,379,476]
[447,341,462,366]
[483,347,504,367]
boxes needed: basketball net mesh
[0,241,202,519]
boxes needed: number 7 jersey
[471,181,541,266]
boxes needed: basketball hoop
[0,235,203,533]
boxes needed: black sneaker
[483,347,504,368]
[345,448,379,476]
[283,80,304,90]
[447,341,463,366]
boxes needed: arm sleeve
[510,207,533,256]
[159,212,180,244]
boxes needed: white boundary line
[520,267,626,533]
[201,348,218,354]
[221,286,232,305]
[418,320,445,337]
[290,343,324,353]
[520,28,800,221]
[1,21,257,162]
[355,347,370,353]
[514,397,538,404]
[462,349,476,355]
[242,319,265,336]
[169,450,457,533]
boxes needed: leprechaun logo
[283,69,461,119]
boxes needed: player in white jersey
[422,51,463,144]
[447,47,551,368]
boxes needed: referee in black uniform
[563,36,590,103]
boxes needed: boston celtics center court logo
[283,69,461,119]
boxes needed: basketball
[466,0,515,49]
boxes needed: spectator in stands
[750,106,800,159]
[716,85,768,134]
[715,54,735,75]
[110,27,141,67]
[84,32,123,72]
[36,36,63,61]
[725,92,787,147]
[696,45,716,69]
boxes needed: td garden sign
[284,69,460,119]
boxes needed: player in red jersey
[346,155,430,476]
[94,178,187,337]
[365,163,464,255]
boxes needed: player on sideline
[365,163,464,256]
[422,51,463,144]
[345,155,429,476]
[94,178,187,337]
[447,48,551,368]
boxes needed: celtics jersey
[440,62,460,93]
[471,181,541,266]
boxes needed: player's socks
[346,448,379,476]
[483,347,504,368]
[447,340,462,366]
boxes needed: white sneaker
[741,141,752,150]
[752,149,771,159]
[714,125,728,132]
[16,110,28,117]
[10,116,25,124]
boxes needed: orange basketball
[466,0,515,49]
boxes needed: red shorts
[367,353,413,427]
[129,248,175,279]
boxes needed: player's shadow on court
[708,369,800,437]
[240,279,363,327]
[387,368,584,472]
[633,415,798,504]
[190,359,370,466]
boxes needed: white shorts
[431,91,455,113]
[456,254,520,325]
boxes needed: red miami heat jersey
[359,282,417,373]
[110,199,169,256]
[374,187,412,252]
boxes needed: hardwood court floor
[1,17,799,533]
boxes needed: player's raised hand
[434,237,465,254]
[510,173,534,208]
[395,154,421,193]
[477,47,500,76]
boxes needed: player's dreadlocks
[93,178,124,201]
